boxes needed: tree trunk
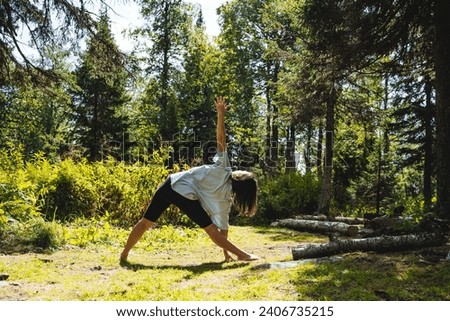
[271,61,280,165]
[294,214,364,225]
[318,85,337,215]
[375,142,382,216]
[304,121,313,172]
[292,233,447,260]
[285,124,296,171]
[423,77,434,209]
[316,122,323,180]
[272,218,359,237]
[434,0,450,219]
[265,81,271,168]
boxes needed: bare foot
[120,251,128,261]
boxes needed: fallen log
[251,256,343,270]
[295,214,364,225]
[292,233,447,260]
[272,218,359,237]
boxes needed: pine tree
[178,7,217,164]
[303,0,450,219]
[137,0,190,142]
[72,11,130,162]
[0,0,96,84]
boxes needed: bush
[0,149,44,223]
[42,159,98,221]
[0,217,63,252]
[25,217,64,249]
[257,172,321,223]
[0,148,183,228]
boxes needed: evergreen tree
[72,11,130,162]
[0,0,96,84]
[178,7,218,164]
[218,0,295,170]
[391,76,435,209]
[0,48,74,160]
[302,0,450,219]
[137,0,191,142]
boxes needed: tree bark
[423,77,434,209]
[285,124,296,171]
[304,121,313,172]
[292,233,447,260]
[316,122,323,181]
[434,0,450,219]
[318,85,337,215]
[272,218,359,237]
[294,214,364,225]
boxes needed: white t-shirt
[169,152,232,230]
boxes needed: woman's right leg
[120,218,154,260]
[120,179,173,260]
[203,224,259,261]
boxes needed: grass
[0,223,449,301]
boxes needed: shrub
[0,149,44,223]
[0,147,187,227]
[42,158,98,221]
[0,217,63,252]
[25,217,64,249]
[257,172,321,222]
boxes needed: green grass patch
[292,251,450,300]
[0,223,449,301]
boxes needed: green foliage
[0,217,64,251]
[63,213,127,247]
[258,172,321,222]
[390,166,437,220]
[42,157,171,224]
[25,217,64,249]
[72,11,130,162]
[0,149,44,223]
[0,149,179,229]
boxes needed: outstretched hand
[214,96,227,114]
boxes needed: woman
[120,97,259,262]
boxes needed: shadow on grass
[292,250,450,300]
[120,259,249,275]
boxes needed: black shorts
[143,178,212,228]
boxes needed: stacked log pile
[271,214,449,260]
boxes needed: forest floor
[1,225,450,301]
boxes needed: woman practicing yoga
[120,97,259,262]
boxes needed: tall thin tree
[72,11,129,161]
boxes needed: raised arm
[214,96,227,153]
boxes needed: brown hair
[231,171,258,217]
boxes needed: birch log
[272,218,359,237]
[292,233,447,260]
[294,214,364,225]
